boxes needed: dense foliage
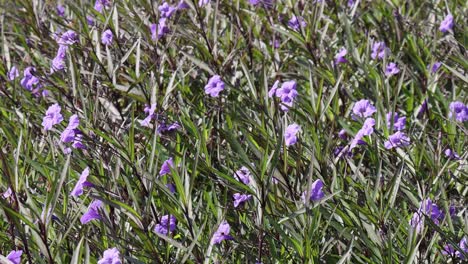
[0,0,467,263]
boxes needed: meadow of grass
[0,0,467,263]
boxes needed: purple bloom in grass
[371,41,387,60]
[449,205,456,216]
[72,134,86,149]
[87,15,95,26]
[155,215,177,235]
[3,187,12,199]
[347,0,355,7]
[156,18,170,39]
[338,129,347,140]
[444,149,460,160]
[417,99,428,118]
[158,2,176,18]
[6,250,22,264]
[249,0,260,4]
[288,15,307,31]
[157,121,181,134]
[352,99,376,119]
[276,80,298,103]
[8,66,20,81]
[235,166,251,185]
[21,67,41,91]
[42,103,63,131]
[94,0,111,13]
[51,45,68,72]
[233,193,252,208]
[439,14,454,33]
[101,29,113,45]
[166,183,176,193]
[442,244,456,256]
[285,123,301,146]
[212,221,233,245]
[98,248,121,264]
[58,30,78,46]
[159,157,174,176]
[350,118,375,150]
[410,198,443,233]
[57,4,65,17]
[177,1,189,9]
[71,167,93,197]
[386,112,406,131]
[448,101,468,122]
[140,104,156,127]
[430,62,442,73]
[384,131,410,149]
[80,200,102,224]
[385,63,400,77]
[335,47,348,64]
[204,75,225,97]
[198,0,209,7]
[302,179,325,202]
[268,80,280,98]
[460,237,468,254]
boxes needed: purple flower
[276,80,298,111]
[70,167,93,197]
[442,244,456,256]
[233,193,252,207]
[371,41,387,60]
[87,15,95,26]
[159,157,174,176]
[8,66,20,81]
[57,30,78,46]
[166,183,176,193]
[3,187,12,199]
[154,18,170,39]
[460,237,468,254]
[80,200,102,224]
[234,166,251,185]
[352,99,377,119]
[302,179,325,202]
[284,123,301,146]
[448,101,468,122]
[430,62,442,73]
[157,121,181,134]
[158,2,176,18]
[417,99,428,118]
[350,118,375,150]
[20,67,41,91]
[101,29,113,45]
[177,1,189,9]
[98,248,121,264]
[204,75,225,97]
[444,149,460,160]
[385,62,400,76]
[6,250,22,264]
[94,0,111,13]
[335,47,348,64]
[288,15,307,31]
[410,198,443,233]
[268,80,280,98]
[338,129,347,140]
[211,221,233,244]
[439,14,454,33]
[139,104,156,127]
[347,0,355,7]
[42,103,63,131]
[154,215,177,235]
[51,45,68,72]
[384,131,410,149]
[72,134,86,149]
[57,4,65,17]
[386,112,406,131]
[198,0,209,7]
